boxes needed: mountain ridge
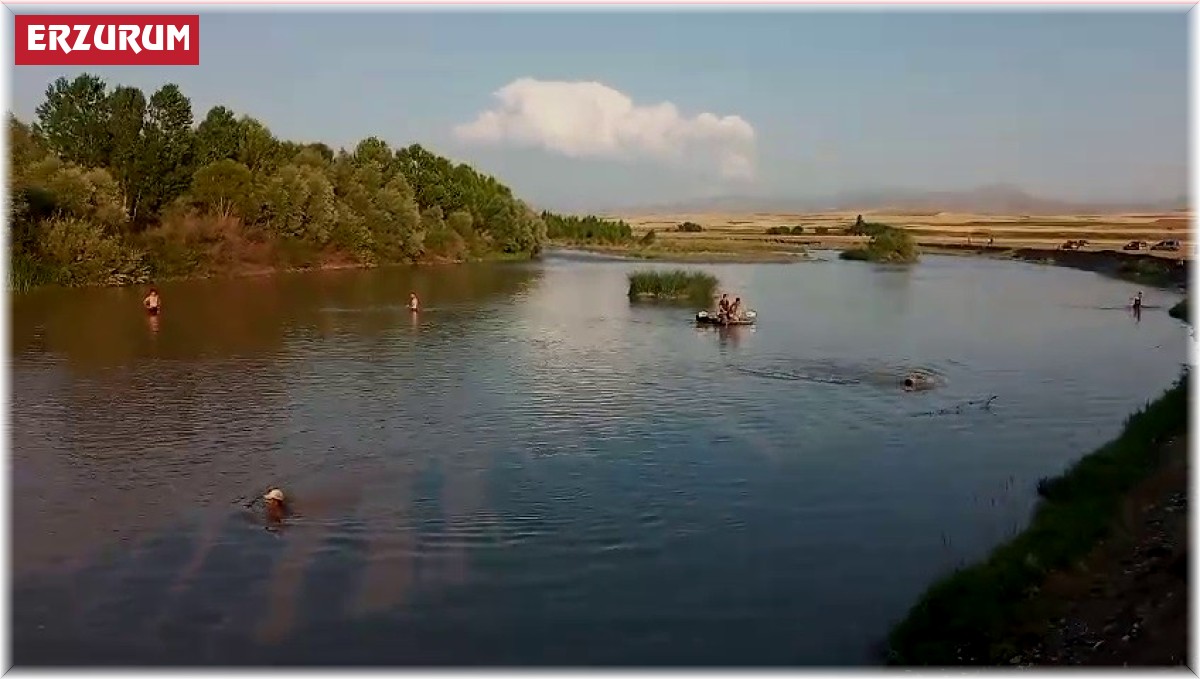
[603,184,1188,216]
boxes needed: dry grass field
[605,210,1193,261]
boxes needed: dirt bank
[924,243,1189,288]
[1015,436,1188,666]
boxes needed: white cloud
[454,78,757,181]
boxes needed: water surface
[11,252,1188,665]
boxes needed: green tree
[191,160,254,219]
[34,74,110,168]
[237,116,281,174]
[354,137,392,170]
[261,164,336,244]
[195,106,240,165]
[8,114,47,175]
[139,84,196,223]
[106,85,147,222]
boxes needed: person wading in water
[143,287,161,315]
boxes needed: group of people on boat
[715,293,747,323]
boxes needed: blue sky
[8,9,1189,211]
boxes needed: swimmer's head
[904,377,915,389]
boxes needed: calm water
[11,251,1188,665]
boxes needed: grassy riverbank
[886,369,1190,666]
[549,239,808,263]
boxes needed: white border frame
[0,1,1194,676]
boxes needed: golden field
[604,210,1193,261]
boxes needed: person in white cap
[263,488,289,524]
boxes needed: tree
[191,160,254,219]
[447,210,474,240]
[261,164,336,244]
[353,137,392,170]
[34,74,110,168]
[139,84,196,223]
[8,115,47,180]
[195,106,240,165]
[236,116,280,174]
[106,85,147,222]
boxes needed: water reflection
[11,263,541,372]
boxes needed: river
[10,250,1188,665]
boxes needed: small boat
[696,309,757,326]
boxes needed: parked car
[1123,240,1149,251]
[1151,239,1181,252]
[1060,239,1085,250]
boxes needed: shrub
[40,217,148,286]
[423,226,468,261]
[1169,298,1188,323]
[791,225,805,235]
[813,226,830,235]
[640,229,657,246]
[839,224,919,264]
[542,212,633,243]
[628,269,718,303]
[676,221,704,233]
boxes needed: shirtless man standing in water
[143,287,161,315]
[409,292,420,312]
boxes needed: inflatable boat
[696,309,757,326]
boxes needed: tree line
[9,74,564,289]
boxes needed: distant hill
[614,184,1187,216]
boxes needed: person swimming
[143,287,161,315]
[262,488,290,526]
[903,373,935,391]
[409,292,420,312]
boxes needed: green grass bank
[886,369,1191,665]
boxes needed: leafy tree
[236,116,281,174]
[106,85,147,221]
[8,115,47,175]
[261,164,336,244]
[139,84,196,223]
[353,137,392,170]
[191,160,254,219]
[34,74,110,168]
[195,106,240,165]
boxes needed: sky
[7,8,1190,212]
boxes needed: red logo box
[14,15,200,66]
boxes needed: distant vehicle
[1060,239,1086,250]
[1151,239,1181,252]
[1123,240,1149,251]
